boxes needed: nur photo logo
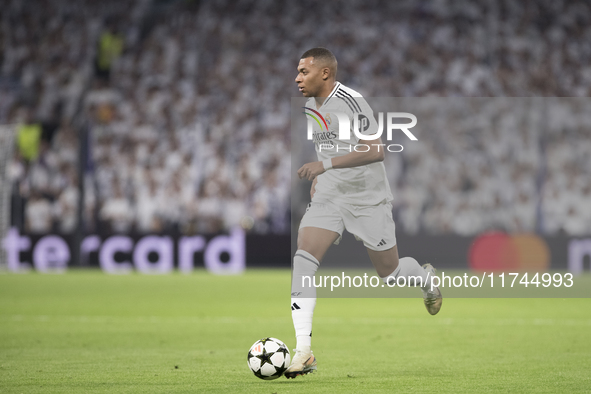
[303,108,418,153]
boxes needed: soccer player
[285,48,442,379]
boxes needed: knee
[297,228,339,262]
[296,239,322,262]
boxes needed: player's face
[295,57,325,97]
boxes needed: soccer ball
[247,337,291,380]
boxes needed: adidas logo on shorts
[377,239,386,247]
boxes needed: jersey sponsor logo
[313,137,336,150]
[304,107,336,149]
[357,114,370,133]
[311,130,337,143]
[303,107,329,131]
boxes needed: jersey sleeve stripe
[336,92,357,113]
[337,89,362,112]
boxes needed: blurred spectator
[54,176,79,233]
[99,183,133,233]
[16,107,41,162]
[25,191,53,233]
[1,0,591,237]
[95,22,124,82]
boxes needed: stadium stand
[1,0,590,235]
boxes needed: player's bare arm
[297,137,384,180]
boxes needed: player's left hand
[297,161,325,181]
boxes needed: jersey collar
[318,81,341,109]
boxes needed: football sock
[291,249,319,352]
[381,256,432,290]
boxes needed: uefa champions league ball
[247,337,291,380]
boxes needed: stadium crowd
[1,0,591,236]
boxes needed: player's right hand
[297,161,324,181]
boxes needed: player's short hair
[300,47,337,79]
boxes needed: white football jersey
[305,82,393,206]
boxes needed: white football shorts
[299,201,397,251]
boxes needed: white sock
[291,249,319,352]
[381,256,432,289]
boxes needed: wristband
[322,158,333,171]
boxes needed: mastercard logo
[468,232,550,271]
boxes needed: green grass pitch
[1,269,590,393]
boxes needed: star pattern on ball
[256,349,272,365]
[274,346,289,359]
